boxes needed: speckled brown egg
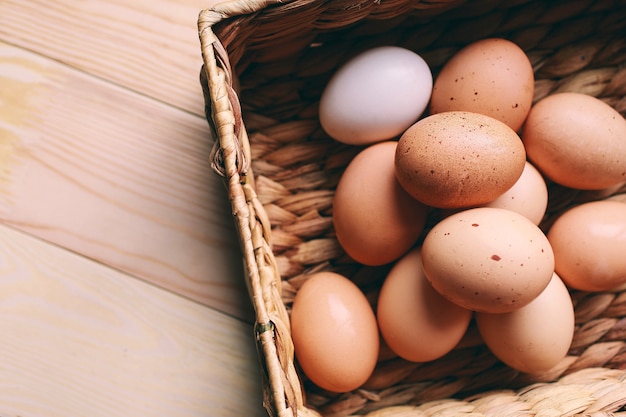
[430,38,534,132]
[395,111,526,209]
[421,207,554,313]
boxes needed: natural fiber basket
[197,1,626,416]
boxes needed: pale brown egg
[290,272,379,393]
[430,38,534,132]
[482,161,548,225]
[476,272,574,374]
[421,207,554,313]
[547,200,626,292]
[334,141,428,266]
[522,92,626,190]
[377,247,472,363]
[607,193,626,204]
[395,111,526,209]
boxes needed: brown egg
[547,200,626,292]
[522,92,626,190]
[421,207,554,313]
[377,247,472,362]
[291,272,379,393]
[395,111,526,209]
[334,141,428,266]
[482,161,548,225]
[430,38,534,132]
[476,272,574,374]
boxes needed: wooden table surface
[0,1,267,416]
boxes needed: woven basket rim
[199,2,310,416]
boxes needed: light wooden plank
[0,41,254,321]
[0,223,266,417]
[0,0,214,115]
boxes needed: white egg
[319,46,432,145]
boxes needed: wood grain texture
[0,3,269,414]
[0,41,254,321]
[0,223,265,417]
[0,0,211,116]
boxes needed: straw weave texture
[198,0,626,416]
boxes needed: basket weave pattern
[198,1,626,416]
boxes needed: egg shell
[547,200,626,292]
[394,111,526,209]
[333,141,428,266]
[290,272,379,393]
[482,161,548,225]
[522,92,626,190]
[476,272,574,374]
[421,207,555,313]
[607,193,626,204]
[429,38,534,132]
[319,46,433,145]
[377,247,472,362]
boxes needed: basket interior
[204,0,626,415]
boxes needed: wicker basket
[197,1,626,416]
